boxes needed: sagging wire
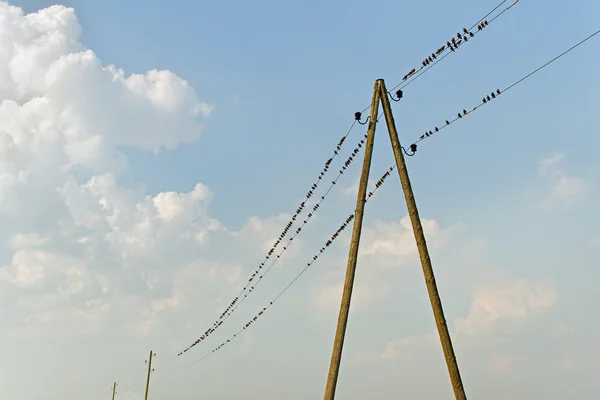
[159,165,396,372]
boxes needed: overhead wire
[169,124,371,359]
[159,164,396,372]
[352,0,519,119]
[163,0,522,362]
[361,1,520,148]
[390,0,519,94]
[120,359,148,395]
[404,27,600,148]
[159,22,600,372]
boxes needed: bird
[463,27,468,34]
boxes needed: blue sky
[0,0,599,399]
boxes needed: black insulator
[410,143,417,153]
[354,112,362,121]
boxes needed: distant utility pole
[111,382,117,400]
[323,79,466,400]
[144,350,155,400]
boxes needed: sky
[0,0,599,399]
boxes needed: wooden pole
[379,79,467,400]
[111,382,116,400]
[144,351,154,400]
[323,80,382,400]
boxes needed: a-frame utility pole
[144,350,154,400]
[323,79,467,400]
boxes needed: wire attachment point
[390,89,403,102]
[402,144,417,157]
[354,111,370,125]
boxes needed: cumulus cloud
[488,354,522,374]
[589,236,600,248]
[537,153,591,210]
[360,216,451,267]
[538,153,565,174]
[454,279,557,336]
[375,278,557,361]
[309,215,456,318]
[0,3,296,340]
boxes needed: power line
[163,0,520,363]
[171,24,600,371]
[167,0,521,362]
[171,127,371,359]
[158,165,396,372]
[121,358,150,394]
[355,0,519,153]
[392,0,518,94]
[405,27,600,148]
[353,0,518,116]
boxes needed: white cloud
[488,354,521,374]
[0,3,247,339]
[537,153,591,210]
[374,278,557,361]
[538,153,565,174]
[359,216,450,267]
[309,215,457,320]
[542,175,590,209]
[589,236,600,248]
[8,232,49,249]
[454,279,556,336]
[311,279,378,314]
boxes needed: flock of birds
[416,88,502,141]
[176,130,371,357]
[402,20,490,82]
[174,14,503,361]
[169,0,535,365]
[190,163,397,361]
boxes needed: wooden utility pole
[144,350,154,400]
[379,79,467,400]
[111,382,117,400]
[323,79,382,400]
[323,78,466,400]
